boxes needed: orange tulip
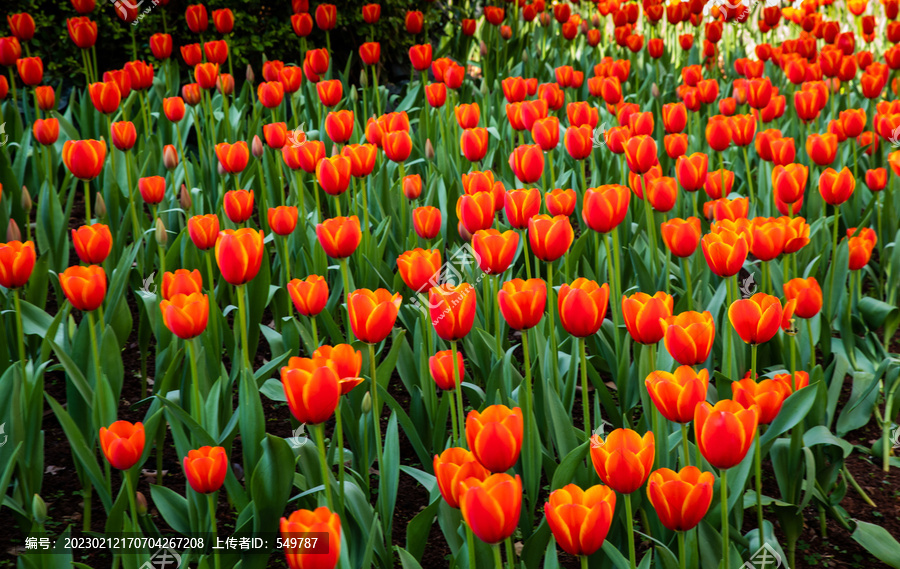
[215,141,249,174]
[71,224,112,265]
[280,507,341,569]
[413,206,441,240]
[88,81,121,114]
[458,192,496,233]
[160,293,209,340]
[466,405,524,473]
[805,133,838,166]
[60,265,106,312]
[646,176,678,213]
[503,189,540,230]
[287,275,328,317]
[545,188,577,217]
[528,215,574,262]
[662,311,716,366]
[558,279,609,338]
[215,228,264,285]
[675,153,708,192]
[694,400,759,469]
[110,121,136,151]
[316,79,342,106]
[749,218,786,261]
[701,230,748,277]
[268,206,299,236]
[471,229,519,275]
[0,240,36,289]
[383,130,413,163]
[342,144,377,178]
[773,371,810,394]
[182,446,227,494]
[409,44,433,72]
[32,118,60,146]
[16,56,42,85]
[188,214,220,251]
[582,185,630,233]
[564,125,594,160]
[732,377,792,425]
[459,474,522,544]
[99,420,145,470]
[316,216,361,259]
[783,277,822,319]
[646,466,715,531]
[771,163,808,204]
[781,216,810,254]
[223,189,254,224]
[161,269,202,300]
[434,447,489,510]
[194,62,219,90]
[429,350,465,391]
[848,235,875,270]
[137,176,166,205]
[312,344,364,394]
[316,155,352,196]
[397,248,441,292]
[281,357,341,424]
[865,168,887,192]
[509,144,545,184]
[589,428,655,494]
[624,135,659,174]
[622,292,674,344]
[532,116,560,152]
[460,127,489,162]
[545,484,616,557]
[645,366,710,424]
[498,278,547,330]
[704,169,735,201]
[429,283,476,341]
[728,293,782,345]
[818,166,855,205]
[661,217,702,258]
[348,288,402,344]
[324,110,354,144]
[63,139,106,181]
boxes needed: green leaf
[395,547,424,569]
[404,497,440,561]
[550,442,589,490]
[852,521,900,568]
[149,484,191,534]
[760,384,818,446]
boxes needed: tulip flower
[429,283,476,342]
[409,44,432,72]
[818,167,855,206]
[471,229,519,275]
[498,279,546,331]
[805,133,838,166]
[732,376,791,425]
[16,56,42,85]
[267,206,299,236]
[0,238,35,295]
[99,421,145,471]
[646,467,715,531]
[316,79,342,106]
[32,118,59,146]
[348,288,402,344]
[215,141,249,174]
[527,215,574,263]
[160,293,209,340]
[460,127,489,162]
[694,399,759,470]
[316,155,352,197]
[509,144,544,184]
[661,217,702,259]
[589,428,654,494]
[71,224,112,265]
[430,350,465,392]
[459,474,522,545]
[280,507,341,569]
[662,311,715,366]
[215,228,264,285]
[503,189,541,230]
[729,293,783,346]
[59,265,106,312]
[848,234,875,270]
[287,275,328,320]
[316,216,361,259]
[545,188,577,217]
[397,249,441,293]
[459,192,496,234]
[582,185,630,233]
[63,139,106,181]
[783,277,822,319]
[645,366,709,424]
[704,169,735,200]
[324,110,354,144]
[187,215,220,251]
[701,230,748,278]
[624,135,659,174]
[223,189,254,224]
[771,163,808,205]
[182,446,227,495]
[466,405,523,473]
[622,292,674,345]
[281,357,341,424]
[434,448,489,508]
[675,152,709,193]
[383,130,413,163]
[413,206,441,241]
[545,484,616,557]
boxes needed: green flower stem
[315,423,334,511]
[124,152,141,241]
[311,316,319,349]
[505,537,515,569]
[452,340,466,446]
[548,151,556,189]
[521,230,532,280]
[494,276,503,356]
[87,311,102,381]
[683,257,694,311]
[175,123,193,193]
[754,426,764,546]
[492,543,503,569]
[625,492,637,569]
[83,180,92,223]
[826,206,840,323]
[581,554,589,569]
[724,276,734,378]
[282,235,292,286]
[207,493,220,569]
[681,423,690,467]
[678,531,686,569]
[742,146,754,207]
[580,337,590,440]
[721,468,730,569]
[605,231,623,355]
[546,260,560,393]
[187,338,203,428]
[648,346,663,468]
[236,284,251,373]
[806,319,815,369]
[125,469,140,533]
[448,388,459,445]
[367,342,385,492]
[641,173,659,284]
[13,289,27,380]
[340,258,354,343]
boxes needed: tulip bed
[2,0,900,568]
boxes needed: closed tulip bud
[187,214,219,251]
[590,428,654,494]
[99,421,145,470]
[545,483,616,557]
[818,167,855,205]
[582,185,630,233]
[6,219,20,242]
[21,186,32,212]
[71,224,112,264]
[348,288,402,344]
[662,310,716,366]
[35,85,54,111]
[701,230,748,277]
[647,467,715,532]
[498,278,546,330]
[622,291,674,344]
[154,218,167,245]
[646,366,709,423]
[266,205,298,236]
[729,293,782,345]
[429,350,465,391]
[94,193,106,219]
[110,121,136,152]
[0,240,36,289]
[413,206,441,240]
[558,279,609,337]
[694,400,759,469]
[160,144,178,170]
[865,168,887,192]
[163,96,186,122]
[16,56,43,86]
